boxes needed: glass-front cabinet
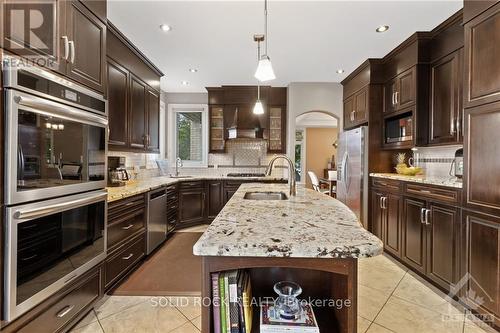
[268,106,285,153]
[209,106,225,152]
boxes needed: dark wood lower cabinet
[370,190,385,239]
[384,194,402,257]
[402,197,427,274]
[179,183,207,228]
[426,203,460,290]
[105,233,146,289]
[461,210,500,327]
[207,181,224,220]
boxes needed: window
[168,104,208,167]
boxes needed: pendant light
[253,35,265,115]
[254,0,275,82]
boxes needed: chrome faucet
[175,157,183,177]
[265,155,297,196]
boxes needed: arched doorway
[294,111,339,189]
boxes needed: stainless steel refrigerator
[336,126,369,229]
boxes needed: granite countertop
[193,183,383,259]
[106,175,286,202]
[370,173,463,189]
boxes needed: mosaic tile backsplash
[408,145,463,178]
[109,139,287,180]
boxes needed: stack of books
[211,270,253,333]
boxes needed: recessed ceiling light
[159,24,171,32]
[336,69,345,74]
[376,25,389,33]
[189,68,198,73]
[181,81,189,86]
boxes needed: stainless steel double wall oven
[3,57,108,321]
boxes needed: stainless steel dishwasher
[147,187,167,254]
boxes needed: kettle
[450,148,464,178]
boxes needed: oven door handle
[13,192,107,220]
[14,94,108,127]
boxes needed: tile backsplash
[108,139,287,180]
[410,145,462,178]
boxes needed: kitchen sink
[243,191,288,200]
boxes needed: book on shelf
[260,302,320,333]
[224,272,231,333]
[212,273,221,333]
[211,270,252,333]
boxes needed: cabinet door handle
[62,36,69,60]
[379,197,384,209]
[420,208,426,224]
[122,253,134,260]
[122,224,134,230]
[56,305,75,318]
[395,91,399,104]
[392,92,396,105]
[68,40,75,64]
[425,209,431,225]
[383,197,388,209]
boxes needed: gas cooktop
[226,173,266,178]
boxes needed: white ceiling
[296,111,338,128]
[108,0,462,93]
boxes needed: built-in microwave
[3,58,108,205]
[4,190,107,322]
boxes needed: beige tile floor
[70,254,498,333]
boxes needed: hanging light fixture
[254,0,275,82]
[253,35,265,115]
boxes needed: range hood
[227,107,264,139]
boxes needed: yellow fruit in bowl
[396,166,422,176]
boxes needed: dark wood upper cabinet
[352,87,369,125]
[429,49,463,145]
[146,88,160,153]
[464,101,500,215]
[343,95,355,129]
[1,0,106,93]
[1,0,67,73]
[106,23,163,153]
[426,203,459,290]
[397,67,416,109]
[461,209,500,328]
[402,197,427,274]
[344,86,370,128]
[384,67,416,114]
[107,59,128,148]
[384,79,398,115]
[65,1,106,93]
[464,2,500,108]
[129,75,147,150]
[207,86,287,153]
[79,0,107,23]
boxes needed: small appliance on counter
[450,148,464,179]
[108,156,129,187]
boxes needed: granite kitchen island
[193,183,383,333]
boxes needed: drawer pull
[21,254,38,261]
[56,305,75,318]
[419,190,432,194]
[122,253,134,260]
[122,224,134,230]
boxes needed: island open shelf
[200,256,358,333]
